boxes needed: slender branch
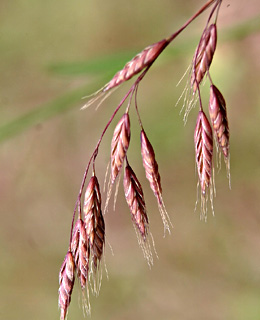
[68,66,151,246]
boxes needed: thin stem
[208,0,222,25]
[167,0,218,44]
[134,85,143,130]
[207,70,213,86]
[125,85,136,114]
[214,0,222,23]
[137,0,219,87]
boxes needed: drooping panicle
[58,251,75,320]
[124,163,149,240]
[59,1,229,318]
[209,85,229,159]
[140,129,171,233]
[104,39,169,92]
[71,219,89,289]
[83,175,105,270]
[110,113,131,184]
[194,111,213,194]
[192,23,217,91]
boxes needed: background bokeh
[1,1,260,319]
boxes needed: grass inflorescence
[58,1,230,318]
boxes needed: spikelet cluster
[192,84,231,217]
[188,9,231,219]
[59,1,230,318]
[58,174,105,319]
[108,116,170,241]
[193,84,230,218]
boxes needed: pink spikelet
[123,162,154,266]
[104,39,169,92]
[140,129,172,234]
[209,85,229,159]
[192,23,217,91]
[124,163,149,240]
[71,219,89,289]
[110,113,131,184]
[83,175,105,271]
[194,110,214,220]
[58,251,75,320]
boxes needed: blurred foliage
[0,15,259,143]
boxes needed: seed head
[83,175,105,270]
[209,85,229,159]
[71,219,89,289]
[141,129,172,233]
[58,251,75,320]
[111,113,131,184]
[192,24,217,91]
[140,130,162,197]
[194,111,213,194]
[124,163,149,240]
[104,39,168,92]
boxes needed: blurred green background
[1,1,260,319]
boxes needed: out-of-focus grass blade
[48,51,136,76]
[164,14,260,59]
[0,83,100,144]
[48,15,260,77]
[222,14,260,42]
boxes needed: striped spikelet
[104,39,169,92]
[83,175,105,271]
[110,113,131,184]
[140,129,171,233]
[71,219,89,289]
[192,23,217,91]
[58,251,75,320]
[124,163,149,240]
[140,130,162,196]
[194,111,213,194]
[209,85,229,159]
